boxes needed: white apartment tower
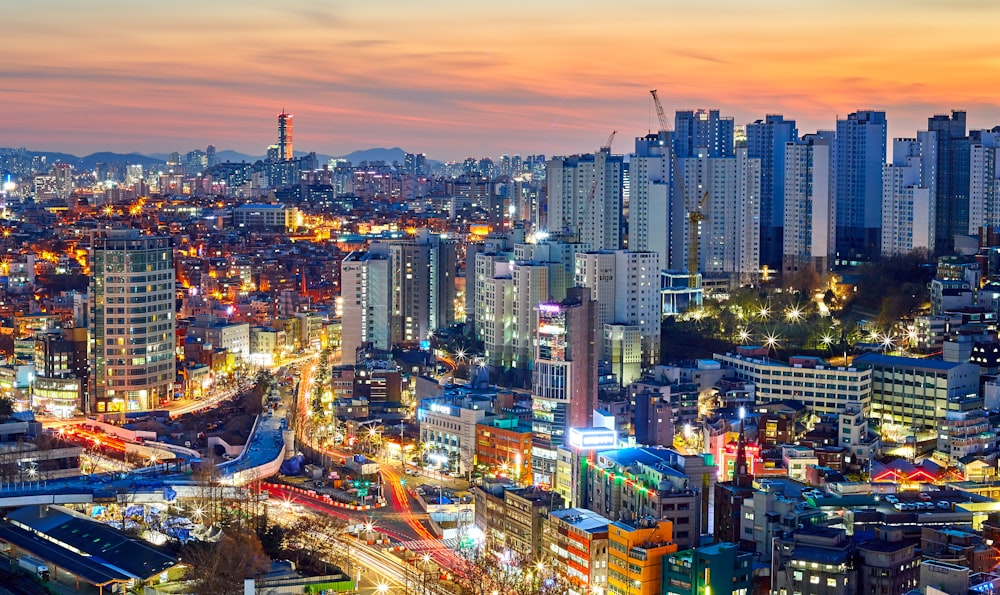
[970,129,1000,235]
[575,250,661,374]
[881,134,935,257]
[340,249,391,364]
[546,149,624,250]
[628,132,672,267]
[90,230,175,413]
[783,132,835,274]
[676,148,761,284]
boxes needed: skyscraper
[90,230,175,413]
[746,115,798,267]
[833,110,887,262]
[278,110,293,161]
[928,111,970,254]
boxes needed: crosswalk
[395,537,459,552]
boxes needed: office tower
[89,230,175,413]
[629,132,673,268]
[575,250,660,378]
[546,148,624,250]
[673,109,735,158]
[746,115,798,267]
[372,230,458,345]
[833,110,887,262]
[882,134,935,257]
[278,110,293,161]
[928,111,970,254]
[532,286,599,484]
[675,148,761,284]
[970,128,1000,234]
[340,249,392,364]
[783,132,835,274]
[206,145,217,168]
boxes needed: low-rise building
[608,518,677,595]
[475,416,533,484]
[543,508,611,594]
[772,526,857,595]
[662,542,753,595]
[417,386,495,475]
[713,351,872,416]
[936,409,997,465]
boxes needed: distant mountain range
[2,146,440,172]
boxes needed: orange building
[608,518,678,595]
[475,417,533,484]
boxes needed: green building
[662,542,752,595]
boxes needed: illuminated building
[417,386,493,476]
[278,110,293,161]
[854,352,981,438]
[772,527,857,595]
[232,203,300,231]
[673,109,735,159]
[543,508,611,594]
[662,542,752,595]
[554,426,618,508]
[713,351,872,416]
[531,287,599,485]
[970,129,1000,236]
[607,518,678,595]
[475,416,533,484]
[89,230,175,412]
[834,110,887,263]
[586,446,711,549]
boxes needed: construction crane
[650,89,670,132]
[602,130,617,152]
[686,191,710,284]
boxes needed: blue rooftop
[854,352,968,371]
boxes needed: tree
[182,528,271,595]
[450,545,572,595]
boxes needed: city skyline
[3,1,1000,160]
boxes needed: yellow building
[608,518,678,595]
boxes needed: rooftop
[548,508,612,535]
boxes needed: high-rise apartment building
[403,152,427,176]
[340,249,392,364]
[574,250,660,376]
[628,132,673,267]
[675,148,761,284]
[783,132,835,274]
[928,111,970,254]
[89,230,175,412]
[372,230,458,345]
[673,109,734,158]
[746,115,798,267]
[881,134,935,257]
[546,149,624,250]
[970,128,1000,236]
[833,110,887,262]
[278,110,293,161]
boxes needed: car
[937,501,951,510]
[892,502,905,511]
[918,493,932,502]
[885,495,898,504]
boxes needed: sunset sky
[3,0,1000,161]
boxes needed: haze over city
[4,0,1000,159]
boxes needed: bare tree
[183,528,271,595]
[450,544,572,595]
